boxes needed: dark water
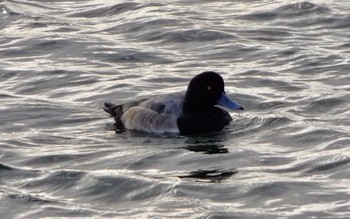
[1,0,350,218]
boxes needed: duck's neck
[184,92,216,114]
[183,103,215,116]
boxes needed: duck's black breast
[177,107,232,135]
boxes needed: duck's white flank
[121,106,180,133]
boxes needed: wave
[241,2,331,21]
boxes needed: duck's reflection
[178,169,238,183]
[182,131,229,154]
[182,144,229,154]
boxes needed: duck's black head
[178,71,244,135]
[184,71,224,112]
[184,71,243,113]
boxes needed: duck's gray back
[138,93,184,117]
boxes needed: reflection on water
[178,169,238,183]
[182,144,229,154]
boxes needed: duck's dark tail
[103,102,118,116]
[103,102,125,131]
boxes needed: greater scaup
[104,71,244,135]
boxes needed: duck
[103,71,244,135]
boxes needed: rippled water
[1,0,350,218]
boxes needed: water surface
[1,0,350,218]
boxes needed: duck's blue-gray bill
[216,92,244,110]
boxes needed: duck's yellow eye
[207,86,212,91]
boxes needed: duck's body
[105,93,184,133]
[104,71,244,135]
